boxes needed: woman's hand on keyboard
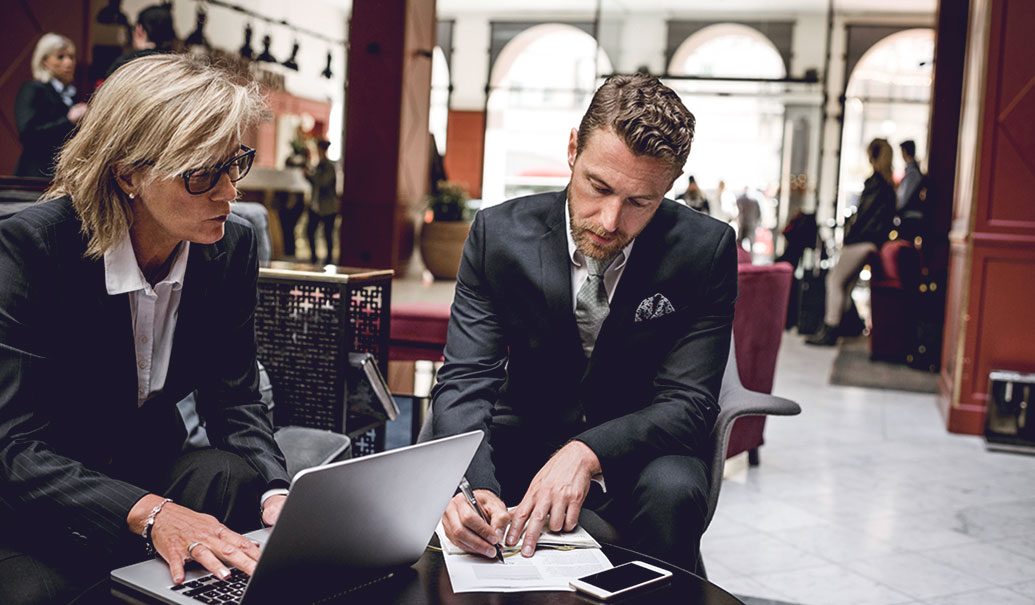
[151,502,263,585]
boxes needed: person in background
[104,3,178,78]
[807,138,897,346]
[735,189,761,252]
[896,140,922,211]
[0,54,290,604]
[304,139,338,265]
[14,33,88,178]
[679,175,710,214]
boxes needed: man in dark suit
[433,74,738,572]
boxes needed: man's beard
[570,214,629,262]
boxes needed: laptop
[111,430,483,605]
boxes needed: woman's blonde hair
[31,33,74,82]
[46,54,264,257]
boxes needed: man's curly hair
[576,73,695,173]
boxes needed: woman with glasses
[0,54,290,604]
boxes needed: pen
[458,476,505,564]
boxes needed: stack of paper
[435,524,613,593]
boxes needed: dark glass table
[111,544,745,604]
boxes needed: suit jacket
[430,191,738,495]
[0,197,290,556]
[14,80,77,178]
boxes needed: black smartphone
[569,561,673,600]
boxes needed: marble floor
[388,270,1035,605]
[704,337,1035,605]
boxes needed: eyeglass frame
[179,145,256,195]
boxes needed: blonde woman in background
[807,137,897,346]
[0,54,290,603]
[14,33,88,177]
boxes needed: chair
[726,261,794,465]
[869,239,922,362]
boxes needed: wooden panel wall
[941,0,1035,434]
[0,1,92,176]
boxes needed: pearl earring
[128,193,135,200]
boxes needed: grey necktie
[575,257,610,357]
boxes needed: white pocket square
[634,293,675,322]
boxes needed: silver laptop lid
[242,430,482,602]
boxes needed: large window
[837,29,934,230]
[429,46,450,157]
[482,24,612,205]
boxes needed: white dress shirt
[104,235,190,407]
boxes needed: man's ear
[567,128,578,172]
[666,169,684,196]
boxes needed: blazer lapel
[538,194,584,359]
[165,241,225,394]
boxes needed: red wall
[444,109,485,199]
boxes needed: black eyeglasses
[181,145,255,194]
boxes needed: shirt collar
[564,197,634,272]
[104,234,190,295]
[49,79,76,103]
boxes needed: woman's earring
[128,193,135,200]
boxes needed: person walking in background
[14,33,87,178]
[305,139,338,265]
[735,189,761,252]
[807,138,897,346]
[104,3,178,78]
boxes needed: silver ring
[187,541,205,558]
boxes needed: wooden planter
[420,220,471,280]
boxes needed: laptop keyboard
[169,568,248,604]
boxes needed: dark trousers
[0,449,266,605]
[306,210,336,265]
[491,426,709,573]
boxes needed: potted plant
[420,181,472,280]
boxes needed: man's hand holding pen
[442,483,510,562]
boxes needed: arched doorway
[482,24,613,205]
[667,24,787,255]
[837,28,934,234]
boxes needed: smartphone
[569,561,673,600]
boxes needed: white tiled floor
[390,270,1035,604]
[705,336,1035,605]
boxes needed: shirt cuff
[260,488,289,509]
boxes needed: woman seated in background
[14,33,88,178]
[807,138,896,347]
[0,54,291,604]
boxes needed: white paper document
[435,524,613,593]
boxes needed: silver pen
[458,476,505,564]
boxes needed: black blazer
[0,198,290,556]
[430,191,738,494]
[14,80,77,178]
